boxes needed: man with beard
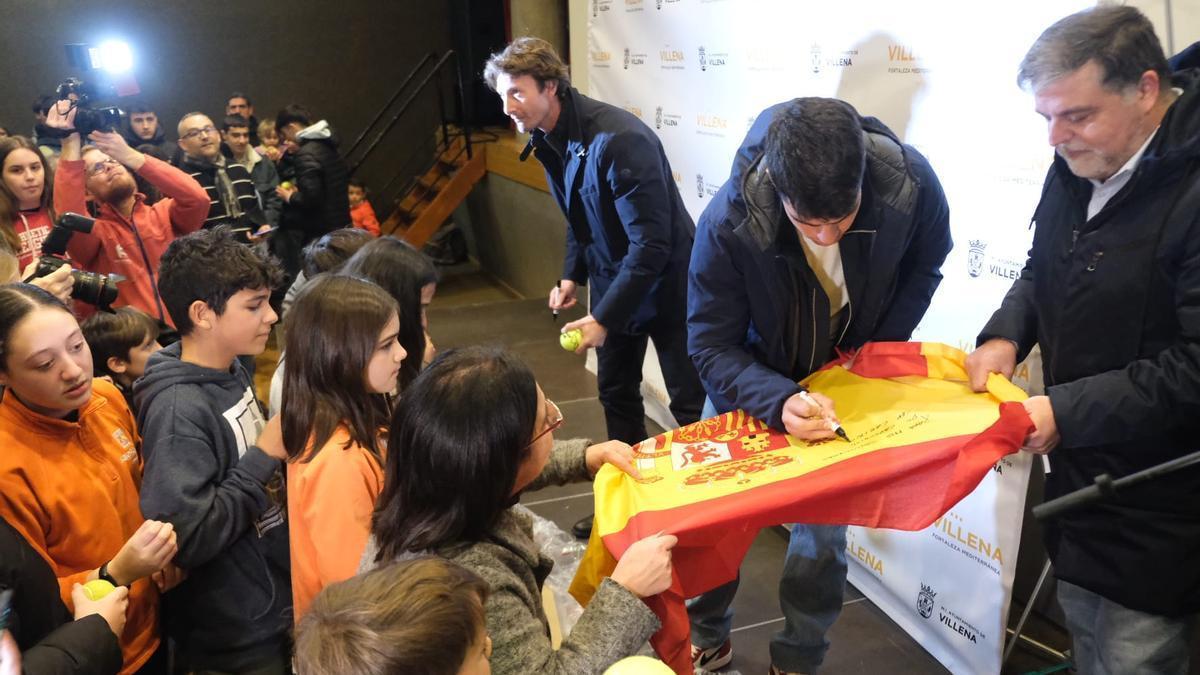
[176,112,271,235]
[50,103,209,326]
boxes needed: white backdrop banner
[584,1,1097,672]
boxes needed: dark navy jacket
[530,88,695,335]
[979,69,1200,615]
[688,102,951,430]
[1169,40,1200,72]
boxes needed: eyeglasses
[85,158,121,176]
[525,399,563,448]
[180,126,217,141]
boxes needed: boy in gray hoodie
[135,226,291,673]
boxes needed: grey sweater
[360,439,659,675]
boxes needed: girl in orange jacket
[0,284,181,674]
[281,274,406,621]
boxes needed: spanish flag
[569,342,1033,674]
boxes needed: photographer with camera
[47,99,208,326]
[0,248,72,306]
[25,212,123,311]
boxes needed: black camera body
[31,212,122,309]
[55,78,123,136]
[74,106,123,136]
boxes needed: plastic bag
[517,504,586,637]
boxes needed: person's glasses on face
[180,126,217,141]
[525,399,563,448]
[86,158,121,176]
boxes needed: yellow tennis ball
[603,655,674,675]
[560,328,583,352]
[82,579,116,601]
[280,181,294,190]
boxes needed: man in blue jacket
[967,7,1200,673]
[484,38,705,486]
[686,98,951,674]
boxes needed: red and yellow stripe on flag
[568,342,1033,674]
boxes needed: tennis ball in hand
[280,181,294,190]
[560,328,583,352]
[82,579,116,600]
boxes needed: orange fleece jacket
[54,155,209,325]
[0,379,160,673]
[350,201,381,236]
[287,427,384,621]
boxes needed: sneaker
[692,640,733,672]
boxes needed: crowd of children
[0,216,676,675]
[0,75,681,675]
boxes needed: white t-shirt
[799,236,848,316]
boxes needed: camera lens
[70,270,120,308]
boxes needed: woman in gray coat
[362,346,677,675]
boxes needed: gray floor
[427,269,1066,675]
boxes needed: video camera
[29,213,123,309]
[46,41,139,137]
[54,77,123,136]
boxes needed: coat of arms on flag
[569,342,1033,674]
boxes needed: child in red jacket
[348,179,380,237]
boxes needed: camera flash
[96,41,133,74]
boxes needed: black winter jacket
[279,122,350,238]
[980,69,1200,615]
[1,518,122,675]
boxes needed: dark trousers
[267,228,310,313]
[269,229,307,286]
[594,319,705,444]
[133,642,168,675]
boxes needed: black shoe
[571,513,594,539]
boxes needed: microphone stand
[1003,448,1200,668]
[1032,449,1200,521]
